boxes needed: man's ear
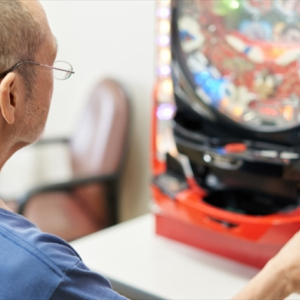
[0,72,18,124]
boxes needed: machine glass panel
[177,0,300,130]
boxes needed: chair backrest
[70,79,130,178]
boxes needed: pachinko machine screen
[177,0,300,130]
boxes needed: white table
[71,214,300,300]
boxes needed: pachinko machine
[152,0,300,269]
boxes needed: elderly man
[0,1,127,299]
[0,0,299,299]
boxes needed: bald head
[0,0,47,96]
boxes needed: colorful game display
[178,0,300,129]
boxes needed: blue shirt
[0,208,128,300]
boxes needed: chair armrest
[17,174,116,215]
[33,137,70,146]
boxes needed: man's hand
[269,230,300,295]
[232,230,300,299]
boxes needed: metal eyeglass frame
[0,60,75,80]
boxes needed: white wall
[0,1,156,221]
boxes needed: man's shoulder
[0,208,80,300]
[0,208,127,300]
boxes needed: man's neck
[0,198,13,212]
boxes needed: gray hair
[0,0,46,98]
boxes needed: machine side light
[156,35,170,46]
[156,103,176,120]
[158,0,171,6]
[161,78,173,94]
[158,65,171,76]
[156,7,170,19]
[159,48,171,63]
[159,20,171,34]
[153,0,174,164]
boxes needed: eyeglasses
[0,60,75,80]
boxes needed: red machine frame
[151,85,300,269]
